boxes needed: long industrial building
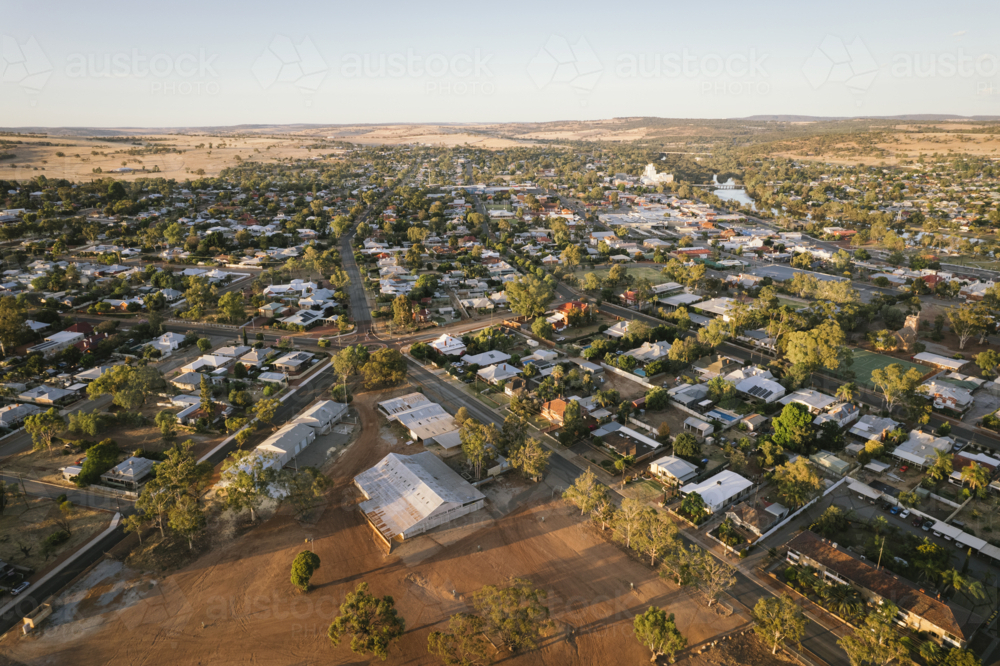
[354,451,485,547]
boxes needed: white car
[11,581,30,596]
[899,509,911,520]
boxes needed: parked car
[912,517,924,527]
[900,509,911,520]
[11,581,29,596]
[890,505,902,515]
[922,520,934,532]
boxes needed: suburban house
[785,531,974,648]
[0,403,41,429]
[622,340,672,364]
[680,470,754,514]
[476,363,520,384]
[813,402,861,428]
[171,372,211,392]
[849,415,900,442]
[19,385,78,406]
[148,331,186,355]
[779,389,838,415]
[28,331,85,358]
[239,347,276,368]
[649,455,698,487]
[100,456,157,492]
[273,351,314,372]
[892,430,954,468]
[180,355,233,374]
[428,334,466,356]
[463,350,511,366]
[726,501,788,537]
[693,355,743,380]
[541,398,587,425]
[603,321,630,338]
[594,422,663,461]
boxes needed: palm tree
[836,382,857,403]
[960,462,990,498]
[614,454,635,489]
[940,568,986,601]
[919,641,943,666]
[872,515,889,536]
[824,584,865,620]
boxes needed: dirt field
[0,387,747,666]
[0,497,110,584]
[599,370,649,403]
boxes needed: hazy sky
[2,0,999,127]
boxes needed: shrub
[42,530,70,556]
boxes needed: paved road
[0,394,115,463]
[0,473,134,512]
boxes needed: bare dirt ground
[0,387,747,666]
[599,371,648,403]
[0,497,110,585]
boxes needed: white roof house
[239,347,276,367]
[649,455,698,486]
[849,415,900,442]
[273,351,314,371]
[181,355,233,373]
[429,334,466,356]
[0,403,41,428]
[623,340,672,363]
[918,379,974,413]
[680,470,754,514]
[354,452,486,542]
[477,363,521,384]
[291,400,348,435]
[148,332,186,354]
[892,430,954,467]
[779,389,838,414]
[813,402,861,428]
[604,321,629,338]
[694,297,738,318]
[215,345,252,358]
[735,374,786,404]
[463,350,511,366]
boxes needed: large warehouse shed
[354,452,485,547]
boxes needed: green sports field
[845,349,928,388]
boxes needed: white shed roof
[355,452,485,540]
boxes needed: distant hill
[740,114,1000,122]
